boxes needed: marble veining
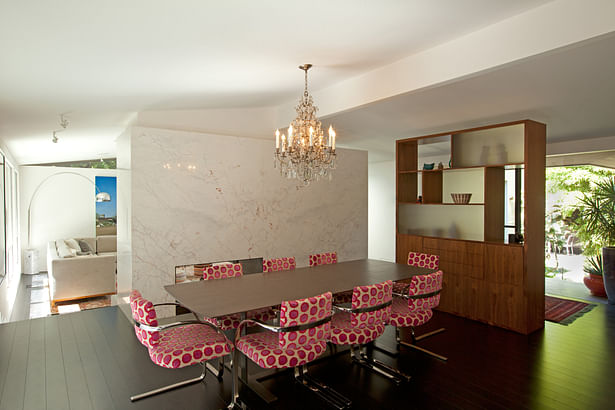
[130,126,367,313]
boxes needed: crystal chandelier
[274,64,337,186]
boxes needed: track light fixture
[51,113,70,143]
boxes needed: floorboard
[57,314,92,410]
[23,319,45,410]
[1,302,615,409]
[0,320,29,410]
[44,316,70,410]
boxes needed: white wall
[125,126,368,311]
[136,107,276,140]
[0,140,20,322]
[116,130,132,294]
[368,160,395,262]
[19,166,118,273]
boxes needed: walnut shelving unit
[395,120,546,334]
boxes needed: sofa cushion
[57,240,76,258]
[78,239,94,254]
[97,235,116,253]
[65,238,81,251]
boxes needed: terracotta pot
[583,274,607,297]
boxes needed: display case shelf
[395,119,546,335]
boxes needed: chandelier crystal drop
[274,64,337,186]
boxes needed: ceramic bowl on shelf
[451,193,472,204]
[423,163,435,170]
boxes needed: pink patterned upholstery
[279,292,331,348]
[130,293,160,348]
[393,252,440,294]
[236,331,327,369]
[203,308,277,330]
[388,298,434,327]
[235,292,332,369]
[330,281,392,345]
[309,252,337,267]
[329,313,385,345]
[204,314,242,331]
[350,281,392,327]
[333,290,353,304]
[149,324,232,369]
[130,293,233,370]
[203,262,243,280]
[263,257,296,273]
[388,271,443,328]
[407,252,439,269]
[202,262,244,330]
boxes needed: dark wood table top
[164,259,433,318]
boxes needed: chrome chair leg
[349,345,410,385]
[399,327,448,361]
[227,349,245,409]
[130,363,206,402]
[293,365,352,409]
[206,357,225,380]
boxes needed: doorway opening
[545,157,615,303]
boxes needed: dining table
[164,258,435,403]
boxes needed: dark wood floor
[1,301,614,410]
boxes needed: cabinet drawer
[424,238,484,278]
[484,244,524,285]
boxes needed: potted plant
[582,255,607,297]
[576,177,615,304]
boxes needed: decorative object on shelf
[273,64,336,186]
[437,162,444,170]
[450,193,472,204]
[423,163,435,170]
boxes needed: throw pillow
[57,240,76,258]
[77,239,93,254]
[65,238,81,251]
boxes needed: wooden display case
[395,120,546,334]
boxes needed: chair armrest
[134,319,223,335]
[333,300,392,314]
[332,304,353,313]
[234,316,332,345]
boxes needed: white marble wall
[130,126,367,309]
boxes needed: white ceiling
[0,0,552,164]
[331,33,615,162]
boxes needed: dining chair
[392,251,440,294]
[329,280,410,384]
[262,256,296,272]
[230,291,352,409]
[202,262,275,329]
[128,292,234,402]
[389,270,447,361]
[309,251,337,266]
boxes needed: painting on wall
[95,176,117,234]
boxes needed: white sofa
[47,236,117,307]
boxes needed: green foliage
[546,166,615,194]
[583,254,603,276]
[574,177,615,251]
[546,166,615,257]
[69,159,116,169]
